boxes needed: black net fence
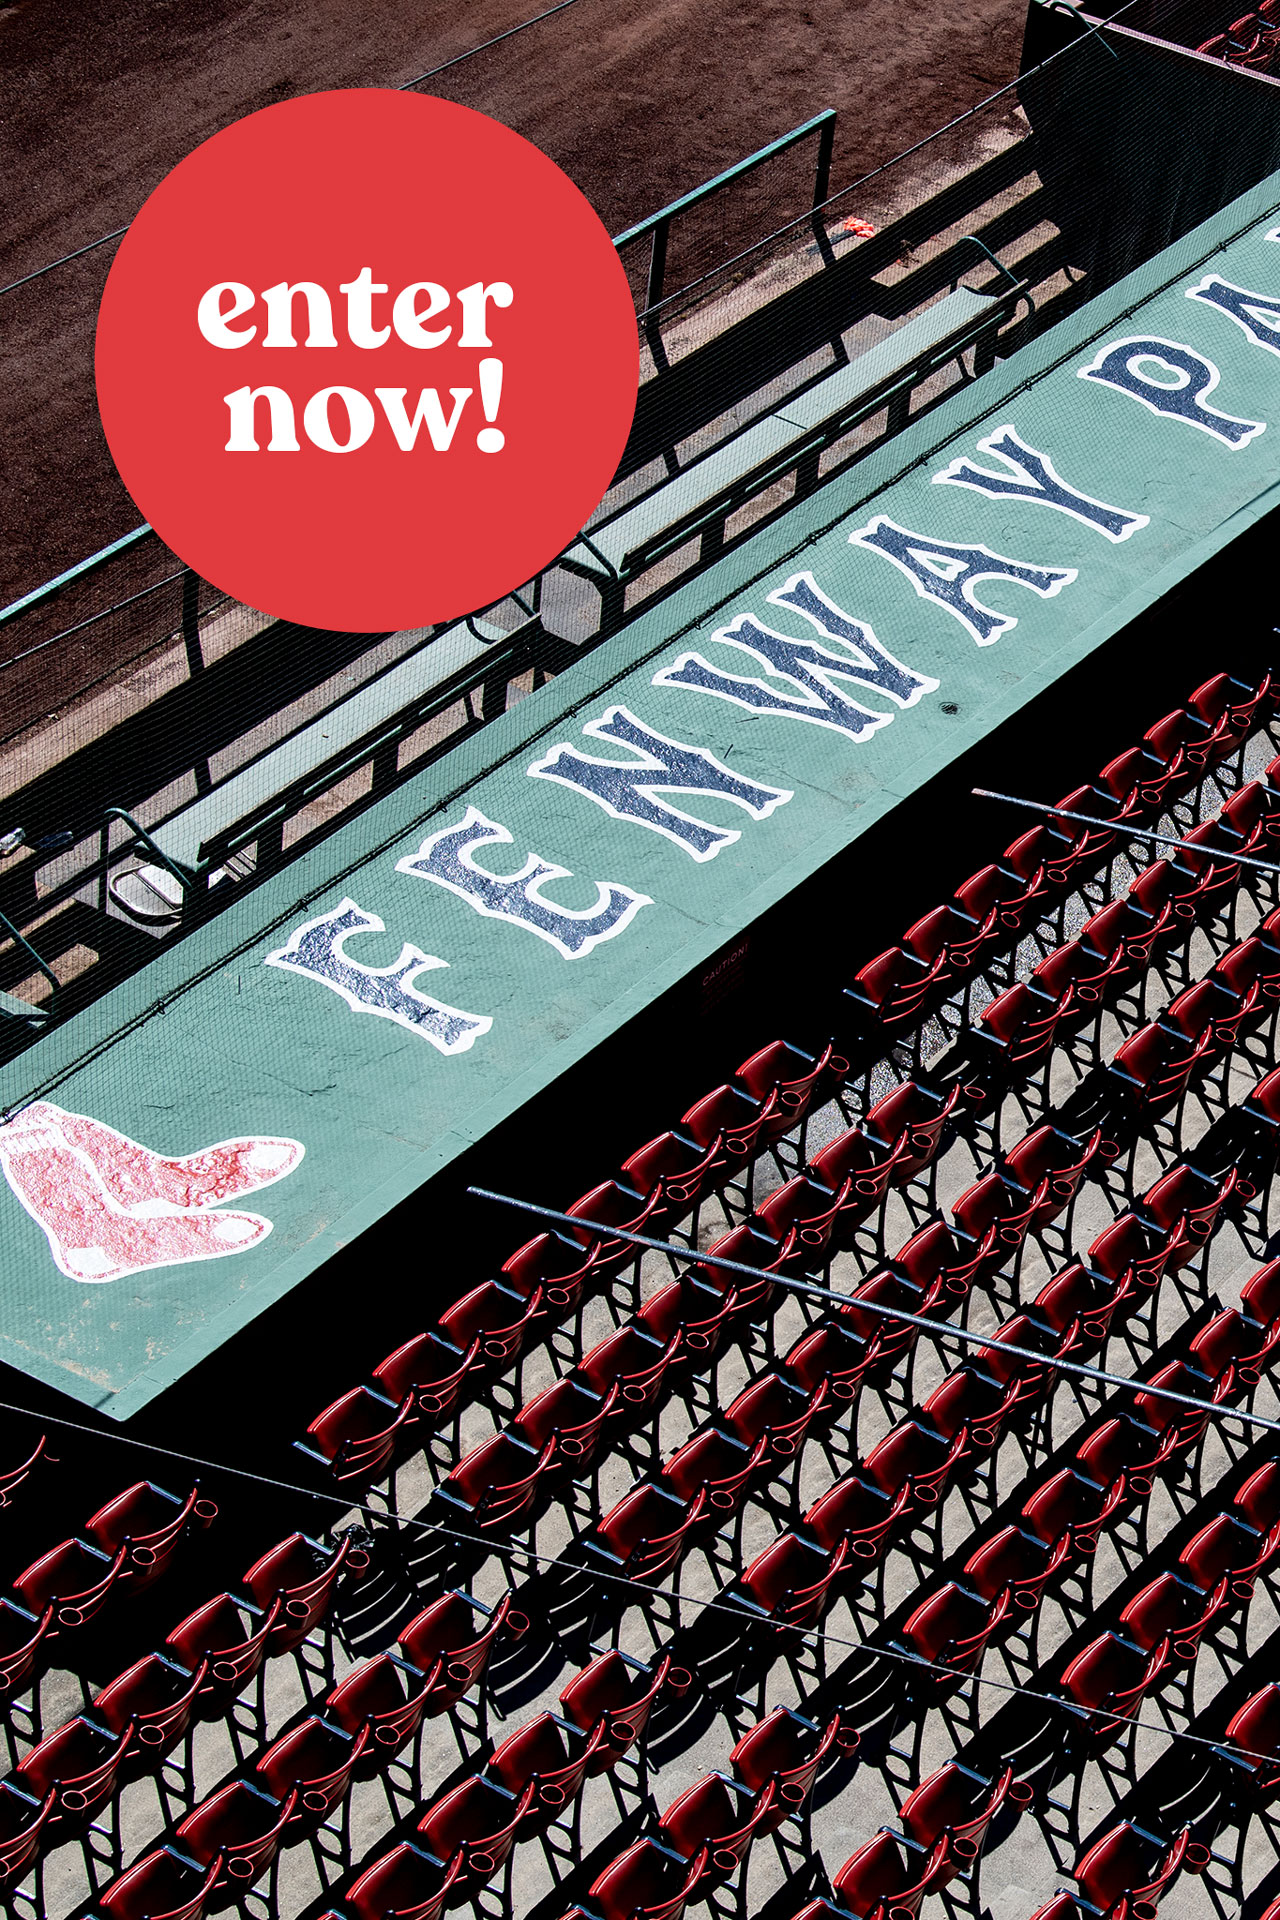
[1,7,1280,1049]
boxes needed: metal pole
[972,786,1280,881]
[466,1186,1280,1438]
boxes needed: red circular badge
[95,91,638,631]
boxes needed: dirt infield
[0,0,1028,620]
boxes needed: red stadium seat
[846,944,948,1033]
[1072,1820,1190,1917]
[952,1167,1046,1264]
[487,1710,607,1822]
[299,1386,413,1485]
[863,1420,967,1512]
[729,1706,855,1832]
[691,1220,795,1316]
[1075,1417,1174,1502]
[0,1424,47,1512]
[785,1319,878,1405]
[1031,1263,1118,1350]
[500,1234,601,1319]
[724,1369,827,1463]
[682,1083,778,1165]
[325,1652,433,1761]
[340,1841,462,1920]
[807,1127,902,1237]
[1189,1305,1280,1391]
[964,1524,1071,1612]
[1057,1632,1170,1746]
[243,1531,366,1656]
[371,1330,477,1426]
[415,1774,534,1886]
[94,1652,208,1763]
[84,1481,215,1591]
[738,1531,848,1630]
[559,1650,685,1768]
[657,1771,777,1876]
[736,1038,843,1129]
[1220,1682,1280,1801]
[512,1376,617,1472]
[1022,1469,1124,1557]
[1242,1256,1280,1326]
[920,1367,1024,1457]
[1118,1571,1229,1665]
[621,1129,725,1213]
[175,1779,298,1887]
[1233,1458,1280,1531]
[1177,1512,1279,1601]
[1137,1162,1237,1264]
[95,1845,221,1920]
[578,1321,679,1416]
[0,1783,55,1893]
[437,1280,544,1372]
[165,1592,281,1717]
[830,1830,950,1920]
[639,1274,738,1363]
[589,1482,707,1583]
[1003,1125,1103,1228]
[898,1761,1027,1881]
[895,1217,996,1304]
[900,1581,1011,1680]
[755,1174,848,1258]
[13,1536,126,1630]
[14,1714,132,1835]
[255,1715,369,1830]
[0,1600,54,1704]
[440,1431,557,1532]
[573,1838,707,1920]
[664,1428,763,1516]
[397,1591,524,1714]
[805,1470,911,1563]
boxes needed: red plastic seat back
[243,1532,363,1655]
[345,1842,460,1920]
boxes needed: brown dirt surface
[0,0,1029,622]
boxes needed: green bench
[563,268,1028,630]
[107,616,514,925]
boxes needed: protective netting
[2,8,1279,1048]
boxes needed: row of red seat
[849,670,1274,1039]
[559,1125,1247,1618]
[0,1527,370,1898]
[301,720,1280,1504]
[273,670,1280,1916]
[375,1092,1271,1920]
[1023,1819,1202,1920]
[563,1754,1020,1920]
[0,1480,216,1714]
[330,1695,854,1920]
[961,854,1280,1116]
[298,1035,846,1487]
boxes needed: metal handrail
[0,527,151,628]
[613,109,837,321]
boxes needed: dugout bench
[102,613,545,927]
[563,248,1029,633]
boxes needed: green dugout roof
[11,170,1280,1418]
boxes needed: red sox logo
[0,1103,304,1284]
